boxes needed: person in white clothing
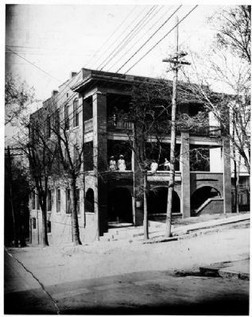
[118,154,126,171]
[164,158,171,171]
[109,156,117,171]
[150,160,158,174]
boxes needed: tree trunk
[71,180,82,245]
[41,203,49,247]
[143,171,149,240]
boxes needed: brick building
[29,69,233,245]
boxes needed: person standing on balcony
[109,156,117,171]
[118,154,126,171]
[164,158,171,171]
[150,160,158,174]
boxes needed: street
[5,225,250,315]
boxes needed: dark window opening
[46,116,51,138]
[107,94,131,127]
[85,188,94,213]
[47,190,52,211]
[73,98,79,127]
[84,142,93,171]
[190,145,210,171]
[47,220,51,233]
[83,96,93,121]
[32,217,36,229]
[64,104,69,130]
[56,189,61,213]
[107,140,132,170]
[66,188,71,214]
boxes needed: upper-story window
[64,104,69,130]
[47,189,52,211]
[73,98,79,127]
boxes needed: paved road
[4,250,58,314]
[5,250,249,315]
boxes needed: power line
[98,6,157,71]
[6,46,62,83]
[123,5,199,74]
[107,5,165,72]
[116,5,182,73]
[85,5,137,68]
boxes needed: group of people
[109,155,170,173]
[109,155,126,171]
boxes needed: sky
[5,3,224,101]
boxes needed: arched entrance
[191,186,221,214]
[108,188,133,223]
[147,187,180,219]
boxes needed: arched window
[85,188,94,213]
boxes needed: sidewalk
[200,259,250,280]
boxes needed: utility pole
[163,17,190,237]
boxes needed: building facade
[29,69,233,246]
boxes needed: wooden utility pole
[163,17,190,237]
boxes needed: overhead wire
[85,5,137,68]
[98,5,157,70]
[115,5,182,73]
[107,5,165,72]
[8,5,199,145]
[122,5,199,74]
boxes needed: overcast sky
[5,3,225,101]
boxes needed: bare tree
[213,5,251,64]
[5,73,34,126]
[51,116,83,245]
[125,80,172,239]
[23,112,57,247]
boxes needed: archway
[147,187,180,218]
[108,188,133,223]
[191,186,221,213]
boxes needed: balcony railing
[107,119,133,131]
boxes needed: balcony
[107,117,133,131]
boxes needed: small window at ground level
[56,189,61,212]
[32,217,36,229]
[66,188,71,214]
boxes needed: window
[64,104,69,130]
[66,188,71,214]
[84,141,93,171]
[32,217,36,229]
[56,189,61,213]
[73,98,79,127]
[85,188,94,213]
[47,220,51,233]
[47,190,52,211]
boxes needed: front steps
[100,221,167,242]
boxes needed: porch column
[223,137,232,213]
[180,130,191,218]
[93,91,108,238]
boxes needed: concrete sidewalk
[145,212,250,242]
[200,259,250,280]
